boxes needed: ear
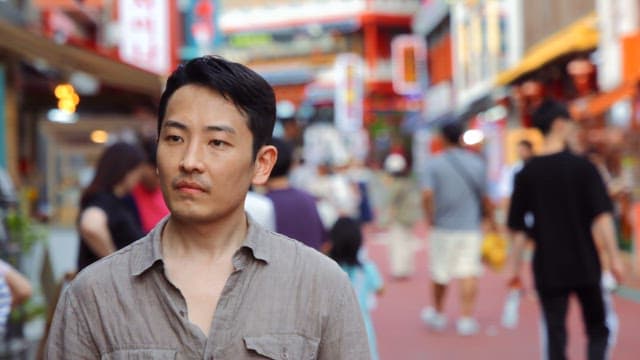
[252,145,277,185]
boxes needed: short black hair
[329,217,362,267]
[157,56,276,158]
[440,122,464,145]
[531,99,571,135]
[268,137,293,178]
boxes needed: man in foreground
[507,99,624,360]
[46,56,370,359]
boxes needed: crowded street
[365,223,640,359]
[2,0,640,359]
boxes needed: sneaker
[420,307,447,331]
[456,317,479,336]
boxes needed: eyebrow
[163,120,236,134]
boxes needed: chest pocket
[244,334,320,360]
[101,349,176,360]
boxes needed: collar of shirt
[130,215,272,277]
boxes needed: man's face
[156,84,264,223]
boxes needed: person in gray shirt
[46,56,370,359]
[419,121,491,336]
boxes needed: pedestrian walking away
[419,120,492,336]
[506,98,625,360]
[45,55,370,359]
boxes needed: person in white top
[244,190,275,231]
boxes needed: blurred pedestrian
[498,139,534,204]
[265,137,327,251]
[0,259,32,336]
[381,152,421,279]
[419,121,490,336]
[243,188,275,231]
[507,99,624,360]
[329,217,383,360]
[129,137,170,233]
[307,160,361,230]
[76,141,146,271]
[47,55,369,359]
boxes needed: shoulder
[362,259,379,272]
[263,231,347,284]
[69,236,148,293]
[458,149,484,164]
[553,152,597,173]
[290,188,317,202]
[83,192,114,208]
[426,154,446,170]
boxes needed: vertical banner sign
[119,0,171,75]
[334,53,364,133]
[391,35,427,95]
[186,0,222,50]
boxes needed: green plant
[9,298,46,323]
[4,208,47,254]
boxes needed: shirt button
[179,310,185,317]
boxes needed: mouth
[173,179,208,194]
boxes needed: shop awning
[0,19,164,97]
[570,82,637,119]
[496,14,599,86]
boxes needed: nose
[179,141,205,173]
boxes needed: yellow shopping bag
[481,232,508,271]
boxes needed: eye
[209,139,227,148]
[164,134,182,143]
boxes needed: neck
[266,177,289,190]
[162,210,248,261]
[540,134,566,155]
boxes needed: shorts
[428,228,483,284]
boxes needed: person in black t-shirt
[506,99,624,360]
[77,142,146,271]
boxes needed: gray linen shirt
[45,217,370,359]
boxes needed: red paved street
[365,225,640,360]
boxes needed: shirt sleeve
[317,269,371,360]
[507,171,529,231]
[45,285,99,359]
[419,161,435,191]
[584,161,614,219]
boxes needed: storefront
[0,18,163,225]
